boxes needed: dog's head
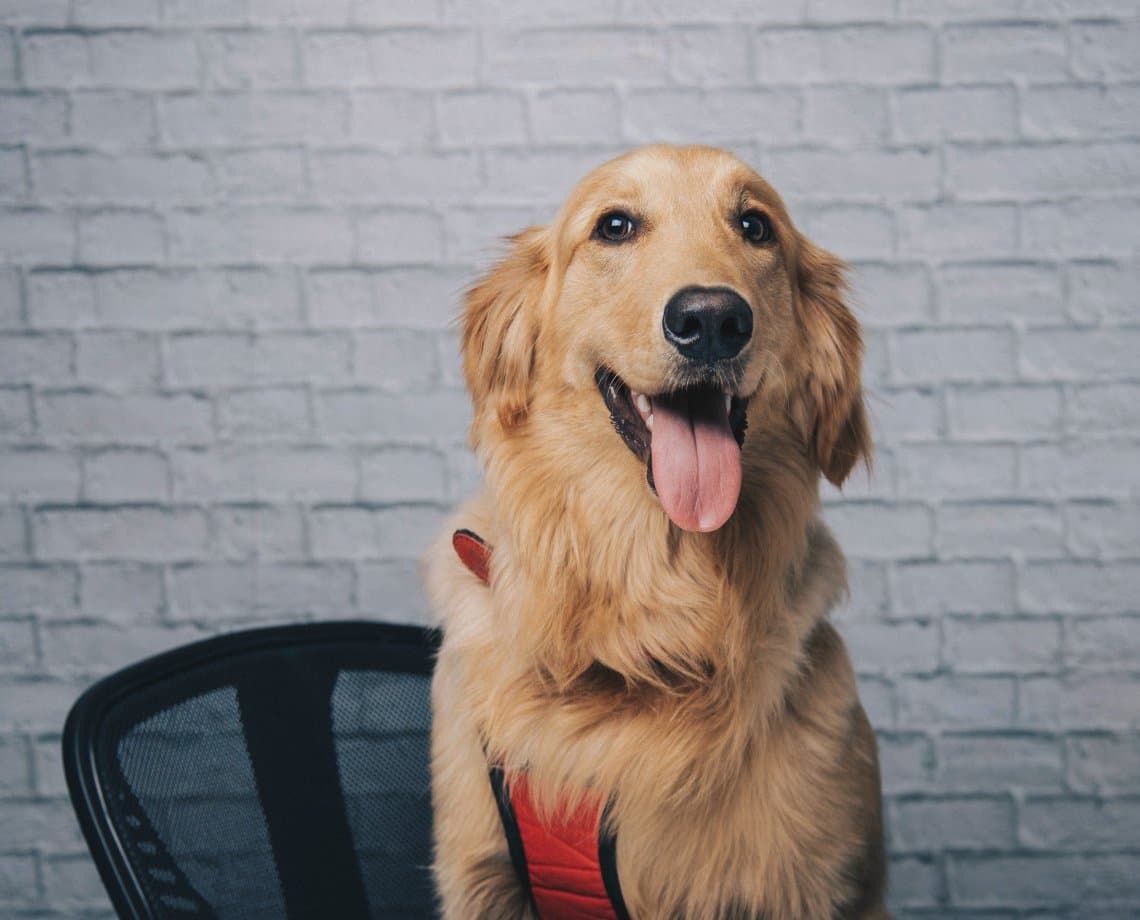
[463,144,870,533]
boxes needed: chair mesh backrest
[63,622,441,920]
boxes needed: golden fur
[424,145,888,919]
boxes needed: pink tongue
[650,389,742,532]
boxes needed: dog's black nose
[662,286,753,364]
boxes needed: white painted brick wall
[1,1,1138,916]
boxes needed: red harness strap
[453,530,631,920]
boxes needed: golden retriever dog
[424,144,888,920]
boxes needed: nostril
[678,315,702,342]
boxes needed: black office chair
[62,621,442,919]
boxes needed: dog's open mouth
[595,367,749,533]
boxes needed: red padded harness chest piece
[453,530,631,920]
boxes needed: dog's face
[464,145,870,533]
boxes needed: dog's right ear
[462,226,550,436]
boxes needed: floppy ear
[788,234,872,487]
[462,226,550,435]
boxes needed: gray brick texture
[1,1,1138,916]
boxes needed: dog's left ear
[788,234,872,487]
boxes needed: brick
[1066,735,1140,795]
[0,618,36,671]
[888,856,942,907]
[360,447,447,503]
[1,798,86,850]
[217,386,311,441]
[937,734,1063,793]
[168,562,354,619]
[667,27,750,85]
[217,148,308,200]
[249,0,351,24]
[1066,502,1140,560]
[807,0,893,22]
[316,389,471,444]
[765,148,940,202]
[0,29,11,86]
[0,209,74,263]
[308,29,477,88]
[897,204,1017,259]
[948,143,1140,201]
[0,853,38,906]
[893,561,1015,615]
[841,620,939,676]
[792,205,894,260]
[0,0,69,24]
[210,504,306,560]
[21,33,92,88]
[897,676,1015,729]
[0,564,77,617]
[0,267,18,327]
[39,854,108,907]
[878,734,933,793]
[67,90,154,148]
[1021,797,1140,852]
[0,506,26,557]
[0,147,26,199]
[42,622,204,676]
[1067,616,1140,671]
[358,559,432,623]
[625,89,799,145]
[168,208,354,264]
[308,267,465,329]
[445,0,617,24]
[853,675,892,727]
[949,853,1140,907]
[1068,383,1140,435]
[893,86,1015,143]
[1021,561,1140,615]
[310,504,447,559]
[1023,85,1140,141]
[803,88,888,145]
[73,0,159,25]
[868,387,941,445]
[349,89,436,146]
[1022,443,1140,499]
[892,797,1015,852]
[83,449,168,502]
[437,90,528,146]
[1072,22,1140,81]
[75,331,160,388]
[162,92,350,146]
[165,332,351,385]
[163,0,249,24]
[88,31,198,89]
[937,262,1063,326]
[354,330,440,390]
[820,503,933,560]
[356,210,444,264]
[171,446,356,502]
[0,735,30,793]
[38,391,212,444]
[893,328,1015,386]
[1021,328,1140,383]
[0,92,67,143]
[484,28,666,86]
[0,387,31,441]
[1020,675,1140,729]
[483,149,615,202]
[312,150,481,204]
[895,444,1016,500]
[77,210,165,265]
[80,562,164,620]
[852,263,932,328]
[353,0,442,25]
[201,31,297,89]
[0,449,80,501]
[0,678,87,729]
[941,25,1067,83]
[937,502,1063,559]
[943,617,1060,674]
[33,507,210,561]
[947,385,1062,441]
[1022,200,1138,259]
[0,332,71,383]
[25,271,96,328]
[754,27,934,85]
[530,90,619,145]
[96,269,302,329]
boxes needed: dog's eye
[594,211,637,244]
[740,210,774,245]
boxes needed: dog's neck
[476,394,826,698]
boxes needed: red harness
[452,530,631,920]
